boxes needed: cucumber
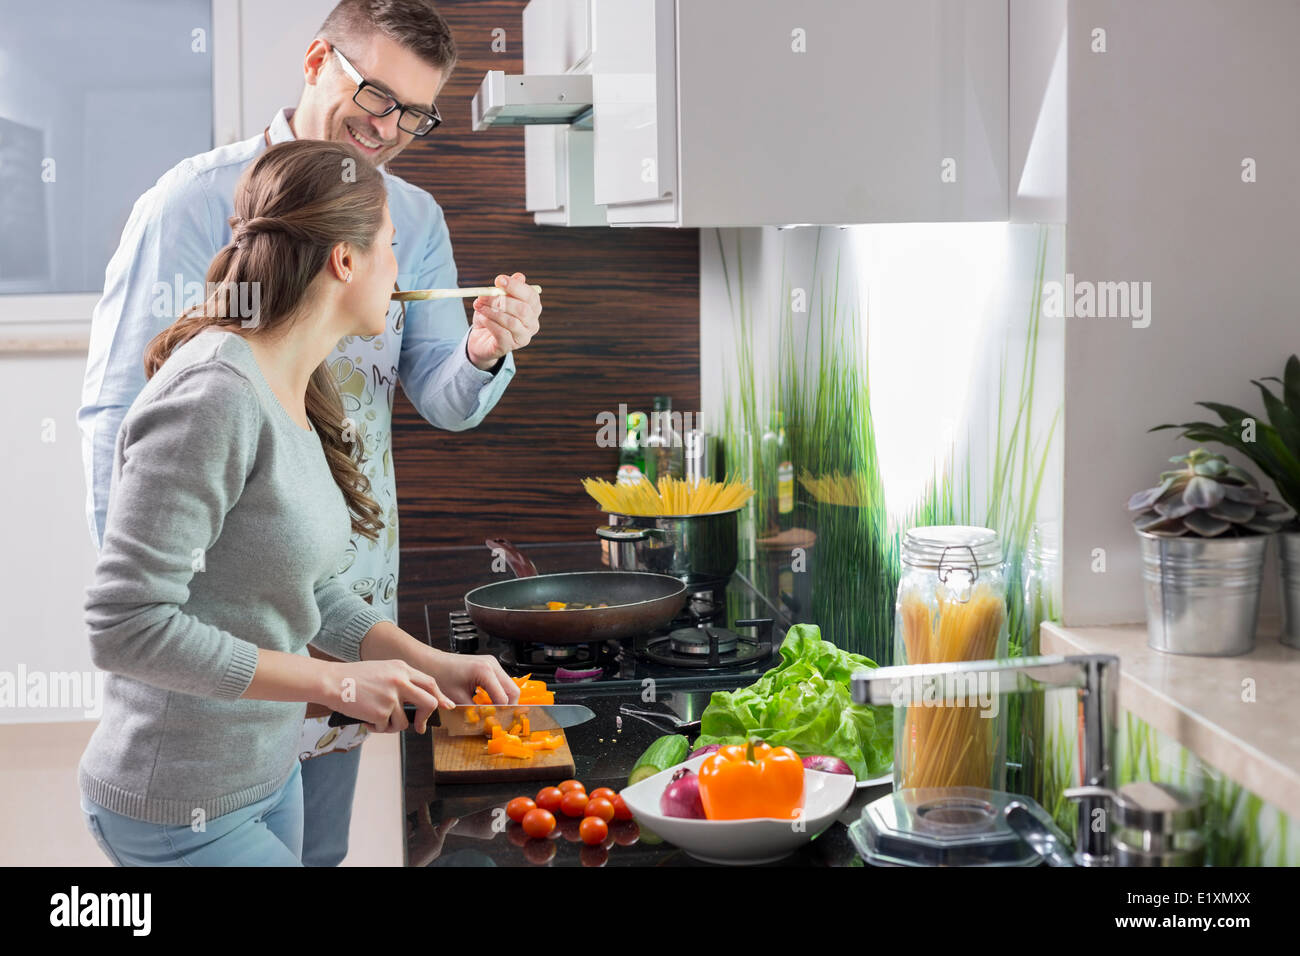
[627,734,690,786]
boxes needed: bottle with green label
[618,410,647,484]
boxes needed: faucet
[851,654,1120,866]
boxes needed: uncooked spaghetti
[798,470,869,507]
[897,585,1005,789]
[581,476,754,516]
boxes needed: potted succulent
[1154,356,1300,649]
[1128,449,1292,656]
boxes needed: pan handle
[485,538,540,578]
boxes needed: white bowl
[620,755,857,865]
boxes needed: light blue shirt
[79,109,515,619]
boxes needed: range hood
[470,71,593,131]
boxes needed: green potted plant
[1154,355,1300,649]
[1128,449,1291,655]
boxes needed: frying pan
[464,538,688,645]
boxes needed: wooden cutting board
[432,727,576,784]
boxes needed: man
[78,0,541,866]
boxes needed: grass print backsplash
[701,222,1294,864]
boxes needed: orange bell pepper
[697,740,805,821]
[485,732,521,755]
[473,675,554,706]
[500,740,533,759]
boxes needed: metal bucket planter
[1137,531,1269,656]
[1278,531,1300,650]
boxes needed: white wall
[0,355,100,722]
[236,0,339,139]
[1062,0,1300,625]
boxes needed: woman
[79,139,518,866]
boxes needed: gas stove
[425,576,786,696]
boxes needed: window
[0,0,214,296]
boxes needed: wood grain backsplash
[385,0,700,548]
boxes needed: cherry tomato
[506,796,536,823]
[558,779,586,794]
[610,793,634,821]
[588,787,617,803]
[584,797,615,823]
[521,807,556,839]
[579,816,609,845]
[560,789,589,817]
[535,787,563,813]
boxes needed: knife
[327,702,594,732]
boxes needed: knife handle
[327,705,442,729]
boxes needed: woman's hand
[425,649,521,705]
[322,659,453,733]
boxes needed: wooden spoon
[392,284,543,302]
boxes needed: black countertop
[397,541,889,867]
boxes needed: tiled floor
[0,720,403,866]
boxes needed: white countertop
[1041,621,1300,820]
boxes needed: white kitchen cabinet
[522,0,605,225]
[591,0,1008,227]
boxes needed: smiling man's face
[296,32,444,168]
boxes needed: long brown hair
[144,139,385,540]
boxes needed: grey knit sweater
[80,328,385,825]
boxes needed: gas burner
[669,625,738,656]
[640,618,774,670]
[494,639,621,679]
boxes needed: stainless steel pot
[597,509,740,590]
[1137,530,1268,656]
[1278,531,1300,650]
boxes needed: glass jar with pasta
[894,526,1008,792]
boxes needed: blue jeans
[80,762,303,866]
[299,744,364,867]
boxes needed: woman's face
[341,202,399,337]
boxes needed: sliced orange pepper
[486,732,522,754]
[508,722,522,737]
[520,716,531,737]
[473,675,553,706]
[698,740,804,821]
[501,740,533,759]
[464,707,479,723]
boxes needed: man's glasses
[332,46,442,136]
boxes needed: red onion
[659,768,706,819]
[688,744,722,760]
[802,755,853,775]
